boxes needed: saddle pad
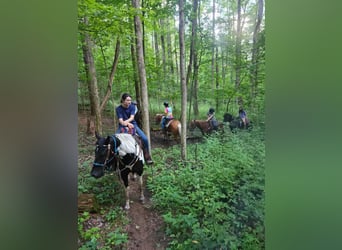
[115,133,144,161]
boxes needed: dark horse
[91,132,145,210]
[155,114,181,141]
[189,119,224,135]
[223,113,252,132]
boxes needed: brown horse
[189,119,224,135]
[155,114,181,141]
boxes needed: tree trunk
[250,0,264,107]
[235,0,242,105]
[173,19,179,91]
[179,0,187,160]
[188,0,199,118]
[154,27,160,68]
[166,20,174,75]
[193,0,202,118]
[132,0,151,153]
[81,17,102,135]
[99,38,120,113]
[160,19,167,83]
[131,34,142,128]
[215,45,219,112]
[211,0,216,95]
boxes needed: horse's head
[155,114,163,125]
[91,132,120,179]
[223,113,233,123]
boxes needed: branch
[99,38,121,112]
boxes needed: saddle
[165,118,174,128]
[120,126,136,135]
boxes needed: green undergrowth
[147,129,265,249]
[78,133,128,249]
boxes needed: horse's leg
[124,185,130,210]
[119,171,131,210]
[130,172,137,181]
[138,174,145,203]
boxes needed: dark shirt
[116,104,137,129]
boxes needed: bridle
[92,135,141,172]
[93,135,118,168]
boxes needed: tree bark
[99,38,121,113]
[187,0,199,118]
[81,17,102,135]
[132,0,151,153]
[211,0,216,95]
[160,19,167,83]
[235,0,242,105]
[250,0,264,106]
[179,0,187,160]
[131,34,142,128]
[166,20,174,75]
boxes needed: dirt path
[125,177,168,250]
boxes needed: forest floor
[78,111,203,250]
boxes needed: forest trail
[78,111,170,249]
[125,177,169,250]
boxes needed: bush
[147,130,265,249]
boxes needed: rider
[161,102,173,131]
[206,107,218,131]
[238,106,248,128]
[115,93,153,165]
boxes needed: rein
[93,136,118,167]
[93,144,115,167]
[93,135,141,172]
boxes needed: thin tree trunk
[235,0,242,105]
[131,36,142,128]
[154,27,160,67]
[160,19,167,82]
[187,0,199,118]
[250,0,264,107]
[132,0,151,153]
[179,0,187,160]
[173,18,179,93]
[99,38,120,112]
[211,0,216,94]
[81,17,102,135]
[215,45,219,112]
[193,0,202,117]
[166,19,174,74]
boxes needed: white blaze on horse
[91,132,145,210]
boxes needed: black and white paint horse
[223,113,253,132]
[91,132,145,210]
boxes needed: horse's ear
[95,131,101,139]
